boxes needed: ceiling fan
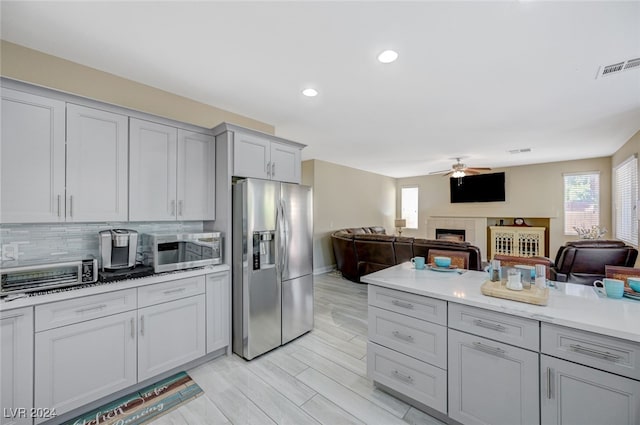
[429,158,492,178]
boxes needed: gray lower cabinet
[34,310,138,422]
[541,355,640,425]
[1,307,34,425]
[206,271,230,353]
[448,329,539,425]
[31,274,219,421]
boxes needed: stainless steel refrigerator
[232,178,313,360]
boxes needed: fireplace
[436,228,466,242]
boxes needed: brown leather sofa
[550,240,638,285]
[331,227,483,283]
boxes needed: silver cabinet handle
[546,367,553,399]
[178,200,183,216]
[140,315,145,336]
[271,162,275,177]
[130,318,135,339]
[392,370,414,383]
[57,195,61,217]
[69,195,73,217]
[75,304,107,314]
[170,200,176,216]
[472,341,506,357]
[569,344,621,361]
[473,319,507,332]
[392,330,414,342]
[163,288,186,295]
[391,299,414,309]
[266,161,271,177]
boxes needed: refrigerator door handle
[278,200,287,276]
[281,200,289,276]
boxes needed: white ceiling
[2,1,639,178]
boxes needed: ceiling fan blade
[464,170,480,175]
[429,169,451,175]
[442,171,454,177]
[466,167,492,172]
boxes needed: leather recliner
[550,240,638,285]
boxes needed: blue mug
[593,278,624,299]
[411,256,426,270]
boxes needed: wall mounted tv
[450,172,506,203]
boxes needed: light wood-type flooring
[152,272,445,425]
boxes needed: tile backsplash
[0,221,204,266]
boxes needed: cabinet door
[66,104,128,222]
[448,329,539,425]
[1,88,65,223]
[138,295,206,381]
[177,129,215,220]
[34,311,137,420]
[1,308,34,425]
[129,118,177,221]
[270,141,301,183]
[206,272,230,353]
[541,355,640,425]
[232,131,270,179]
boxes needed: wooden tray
[480,280,549,306]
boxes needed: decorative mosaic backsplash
[0,221,203,266]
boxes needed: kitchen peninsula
[363,263,640,425]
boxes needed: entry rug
[64,371,203,425]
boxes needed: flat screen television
[450,172,505,203]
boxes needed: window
[614,155,638,246]
[401,186,419,229]
[563,172,600,235]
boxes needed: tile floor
[152,272,445,425]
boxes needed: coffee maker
[99,229,138,271]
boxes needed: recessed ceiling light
[302,88,318,97]
[378,50,398,64]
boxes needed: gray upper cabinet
[129,119,215,221]
[1,89,128,223]
[1,88,66,223]
[227,126,303,184]
[66,104,129,222]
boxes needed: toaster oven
[1,259,98,296]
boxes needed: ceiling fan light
[452,170,466,178]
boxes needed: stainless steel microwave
[142,232,223,273]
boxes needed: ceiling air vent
[508,148,531,154]
[597,57,640,78]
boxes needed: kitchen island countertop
[362,262,640,343]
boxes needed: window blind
[614,155,638,246]
[563,172,600,235]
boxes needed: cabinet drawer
[541,323,640,380]
[368,306,447,369]
[368,285,447,325]
[35,289,137,332]
[448,303,539,351]
[138,275,205,308]
[367,341,447,414]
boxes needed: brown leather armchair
[550,240,638,285]
[331,227,387,282]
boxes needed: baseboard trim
[313,264,336,275]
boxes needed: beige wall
[0,41,273,133]
[302,159,396,273]
[397,157,613,260]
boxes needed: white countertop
[362,262,640,343]
[0,264,230,312]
